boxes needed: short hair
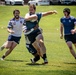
[29,4,36,10]
[13,9,20,14]
[63,8,70,15]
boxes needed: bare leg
[74,43,76,48]
[0,41,8,51]
[1,41,17,59]
[32,41,42,56]
[74,43,76,59]
[36,34,46,55]
[33,34,48,64]
[67,41,76,59]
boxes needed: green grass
[0,5,76,75]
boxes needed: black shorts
[64,34,76,43]
[26,44,37,55]
[8,35,21,44]
[27,29,41,43]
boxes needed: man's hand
[53,10,58,14]
[71,29,76,34]
[10,30,15,34]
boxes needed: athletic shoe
[42,61,48,65]
[30,58,35,64]
[0,46,4,51]
[0,58,4,61]
[42,58,48,65]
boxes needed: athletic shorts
[64,34,76,43]
[27,29,41,43]
[26,44,37,55]
[8,35,21,44]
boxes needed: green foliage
[0,5,76,75]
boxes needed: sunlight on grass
[0,5,76,75]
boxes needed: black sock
[42,54,47,60]
[2,55,5,59]
[34,55,40,62]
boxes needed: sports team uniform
[23,27,42,55]
[23,13,42,54]
[60,16,76,43]
[25,13,42,43]
[25,35,37,55]
[7,17,25,44]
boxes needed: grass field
[0,5,76,75]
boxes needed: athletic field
[0,5,76,75]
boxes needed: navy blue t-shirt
[60,16,76,35]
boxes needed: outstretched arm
[25,14,38,21]
[42,10,57,17]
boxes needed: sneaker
[0,58,4,61]
[42,58,48,65]
[42,61,48,65]
[0,46,4,51]
[30,58,35,64]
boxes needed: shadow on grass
[64,62,76,65]
[51,65,61,67]
[6,59,28,62]
[26,63,45,66]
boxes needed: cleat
[42,62,48,65]
[42,58,48,65]
[0,46,4,51]
[30,58,35,64]
[0,58,4,61]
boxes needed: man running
[60,8,76,59]
[0,9,40,60]
[24,4,57,64]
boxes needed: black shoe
[42,61,48,65]
[42,58,48,65]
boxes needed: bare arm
[71,19,76,34]
[25,14,38,21]
[71,23,76,34]
[42,10,57,17]
[60,23,63,39]
[7,28,14,34]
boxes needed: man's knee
[4,43,12,49]
[67,42,73,50]
[39,40,44,45]
[68,46,73,50]
[5,45,14,51]
[5,46,10,49]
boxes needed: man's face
[63,12,69,17]
[14,11,20,19]
[29,6,35,14]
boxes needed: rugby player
[0,9,41,60]
[60,8,76,59]
[24,4,57,64]
[23,26,43,64]
[0,9,24,60]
